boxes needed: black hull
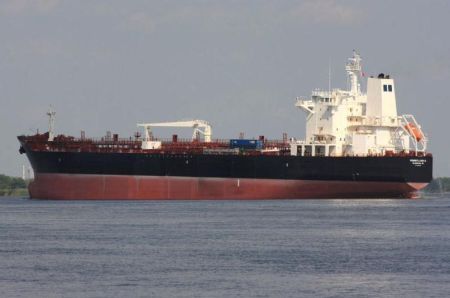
[24,151,432,183]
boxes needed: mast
[345,50,362,95]
[46,107,56,141]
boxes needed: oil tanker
[18,52,432,199]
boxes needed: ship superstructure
[293,51,426,158]
[18,52,432,200]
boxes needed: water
[1,196,449,298]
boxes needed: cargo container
[230,139,263,150]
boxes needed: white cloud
[123,5,231,33]
[28,39,64,56]
[0,0,60,15]
[290,0,363,25]
[4,38,65,60]
[126,11,156,32]
[119,1,363,34]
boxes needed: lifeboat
[405,123,423,142]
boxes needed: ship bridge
[291,51,428,157]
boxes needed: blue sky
[1,0,449,176]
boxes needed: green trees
[424,177,450,193]
[0,174,27,196]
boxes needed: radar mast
[46,107,56,141]
[345,50,362,95]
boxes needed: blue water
[1,196,449,298]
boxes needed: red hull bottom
[28,174,428,200]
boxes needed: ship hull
[21,148,432,200]
[29,173,427,200]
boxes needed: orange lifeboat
[405,123,423,142]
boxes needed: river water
[1,196,449,297]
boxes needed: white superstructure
[292,51,427,157]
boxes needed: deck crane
[137,120,212,149]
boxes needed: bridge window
[383,84,388,92]
[315,146,325,157]
[388,85,393,92]
[304,146,312,156]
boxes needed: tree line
[0,174,27,196]
[424,177,450,193]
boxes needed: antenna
[46,106,56,141]
[328,57,331,99]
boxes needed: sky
[0,0,449,177]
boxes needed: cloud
[0,0,60,15]
[126,12,156,32]
[122,5,231,33]
[119,1,363,35]
[4,38,68,61]
[290,0,363,25]
[27,39,64,56]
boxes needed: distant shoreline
[0,188,28,197]
[0,174,28,197]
